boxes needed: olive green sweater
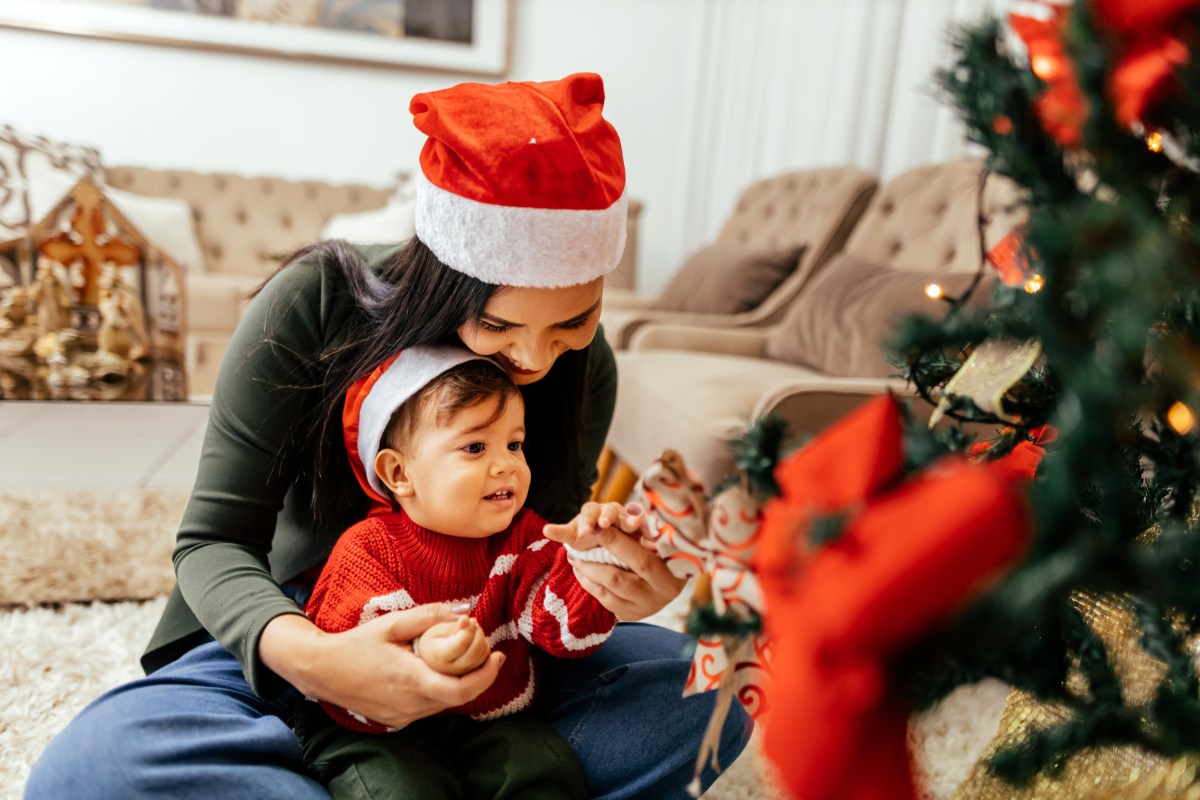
[140,244,618,697]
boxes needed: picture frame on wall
[0,0,511,75]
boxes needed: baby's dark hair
[382,359,521,452]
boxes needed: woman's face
[457,278,604,385]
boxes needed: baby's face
[398,393,530,538]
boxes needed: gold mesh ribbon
[929,339,1042,426]
[952,591,1200,799]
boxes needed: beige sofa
[606,159,1023,488]
[107,166,644,396]
[106,168,391,396]
[602,167,878,350]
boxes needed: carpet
[0,488,1007,798]
[0,488,187,605]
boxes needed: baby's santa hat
[343,345,499,515]
[410,72,627,288]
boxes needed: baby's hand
[544,502,650,569]
[414,615,491,676]
[544,502,646,547]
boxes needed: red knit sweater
[305,508,616,732]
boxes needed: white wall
[0,0,994,294]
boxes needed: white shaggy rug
[0,488,1007,799]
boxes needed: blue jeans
[25,621,752,799]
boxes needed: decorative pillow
[390,168,417,204]
[321,197,417,245]
[765,254,980,378]
[651,242,804,315]
[106,186,206,271]
[0,124,105,240]
[28,168,205,271]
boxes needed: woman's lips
[496,354,539,375]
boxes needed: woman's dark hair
[257,237,588,535]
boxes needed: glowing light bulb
[1031,55,1059,81]
[1168,401,1196,435]
[1024,273,1046,293]
[925,283,944,300]
[1147,131,1163,153]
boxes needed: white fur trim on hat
[414,173,628,288]
[358,346,497,497]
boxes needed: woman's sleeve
[579,328,618,497]
[172,256,339,696]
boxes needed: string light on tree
[1031,54,1060,81]
[1167,401,1196,435]
[925,282,944,300]
[882,0,1200,792]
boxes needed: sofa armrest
[602,287,656,311]
[627,323,771,358]
[755,378,913,437]
[187,271,262,332]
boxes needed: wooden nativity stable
[0,176,187,399]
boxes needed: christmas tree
[675,2,1200,795]
[888,0,1200,789]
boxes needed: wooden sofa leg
[590,446,615,502]
[599,462,639,505]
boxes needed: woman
[25,73,751,800]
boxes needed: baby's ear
[375,448,414,497]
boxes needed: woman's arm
[172,260,333,695]
[259,606,504,730]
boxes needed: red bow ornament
[1011,1,1198,145]
[755,396,1033,800]
[1092,0,1196,129]
[1010,6,1089,147]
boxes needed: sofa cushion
[651,243,804,315]
[107,186,206,271]
[16,162,207,273]
[611,350,835,486]
[321,197,416,245]
[0,124,105,239]
[106,168,392,276]
[765,254,979,378]
[188,272,261,332]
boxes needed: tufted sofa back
[759,158,1026,378]
[844,158,1022,273]
[713,166,879,324]
[107,167,390,276]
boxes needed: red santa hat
[409,72,627,288]
[344,345,500,514]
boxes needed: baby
[294,345,632,800]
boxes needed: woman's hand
[260,604,504,730]
[545,502,685,621]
